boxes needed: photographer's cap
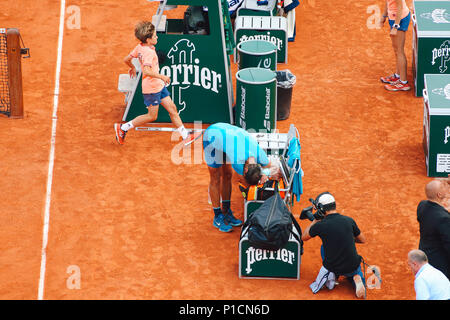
[317,193,335,206]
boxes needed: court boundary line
[37,0,66,300]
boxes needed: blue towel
[283,0,300,13]
[227,0,245,15]
[286,137,303,203]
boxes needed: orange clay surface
[0,0,427,299]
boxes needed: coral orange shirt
[128,43,165,94]
[387,0,410,21]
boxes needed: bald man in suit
[416,176,450,279]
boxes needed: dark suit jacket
[417,200,450,279]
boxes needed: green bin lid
[424,74,450,114]
[238,40,277,55]
[414,0,450,36]
[236,67,276,85]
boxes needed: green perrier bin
[413,0,450,97]
[422,74,450,177]
[237,40,277,71]
[235,68,277,133]
[239,228,301,280]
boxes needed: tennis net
[0,28,10,116]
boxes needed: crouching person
[203,122,281,232]
[301,192,367,299]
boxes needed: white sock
[394,73,400,78]
[121,121,134,132]
[177,126,189,140]
[401,80,408,84]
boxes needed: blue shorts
[143,87,170,107]
[389,12,411,32]
[203,139,228,168]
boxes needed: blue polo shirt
[203,123,269,175]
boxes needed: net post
[6,28,23,119]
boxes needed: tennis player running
[115,21,201,146]
[379,0,411,92]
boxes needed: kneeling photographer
[301,192,367,299]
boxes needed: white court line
[38,0,66,300]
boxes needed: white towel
[282,0,299,41]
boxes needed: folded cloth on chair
[287,137,303,203]
[310,266,336,294]
[283,0,299,12]
[282,0,300,42]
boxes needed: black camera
[299,192,335,221]
[300,203,325,221]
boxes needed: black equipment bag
[241,182,303,252]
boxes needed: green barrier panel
[235,67,277,132]
[422,74,450,176]
[237,40,277,71]
[413,1,450,97]
[239,236,301,279]
[122,0,234,124]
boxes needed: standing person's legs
[160,96,183,130]
[115,87,201,145]
[114,99,159,144]
[220,164,232,205]
[130,104,159,126]
[160,94,189,139]
[384,30,410,91]
[129,90,163,127]
[208,165,222,209]
[207,165,233,232]
[220,163,242,226]
[384,13,411,91]
[204,140,233,232]
[380,32,400,84]
[390,34,399,75]
[392,30,407,82]
[160,91,202,145]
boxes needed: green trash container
[237,40,277,71]
[235,68,277,133]
[422,74,450,176]
[276,70,296,121]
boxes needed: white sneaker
[183,130,203,146]
[353,274,366,299]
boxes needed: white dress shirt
[415,263,450,300]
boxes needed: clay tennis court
[0,0,426,300]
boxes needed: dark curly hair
[244,164,262,186]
